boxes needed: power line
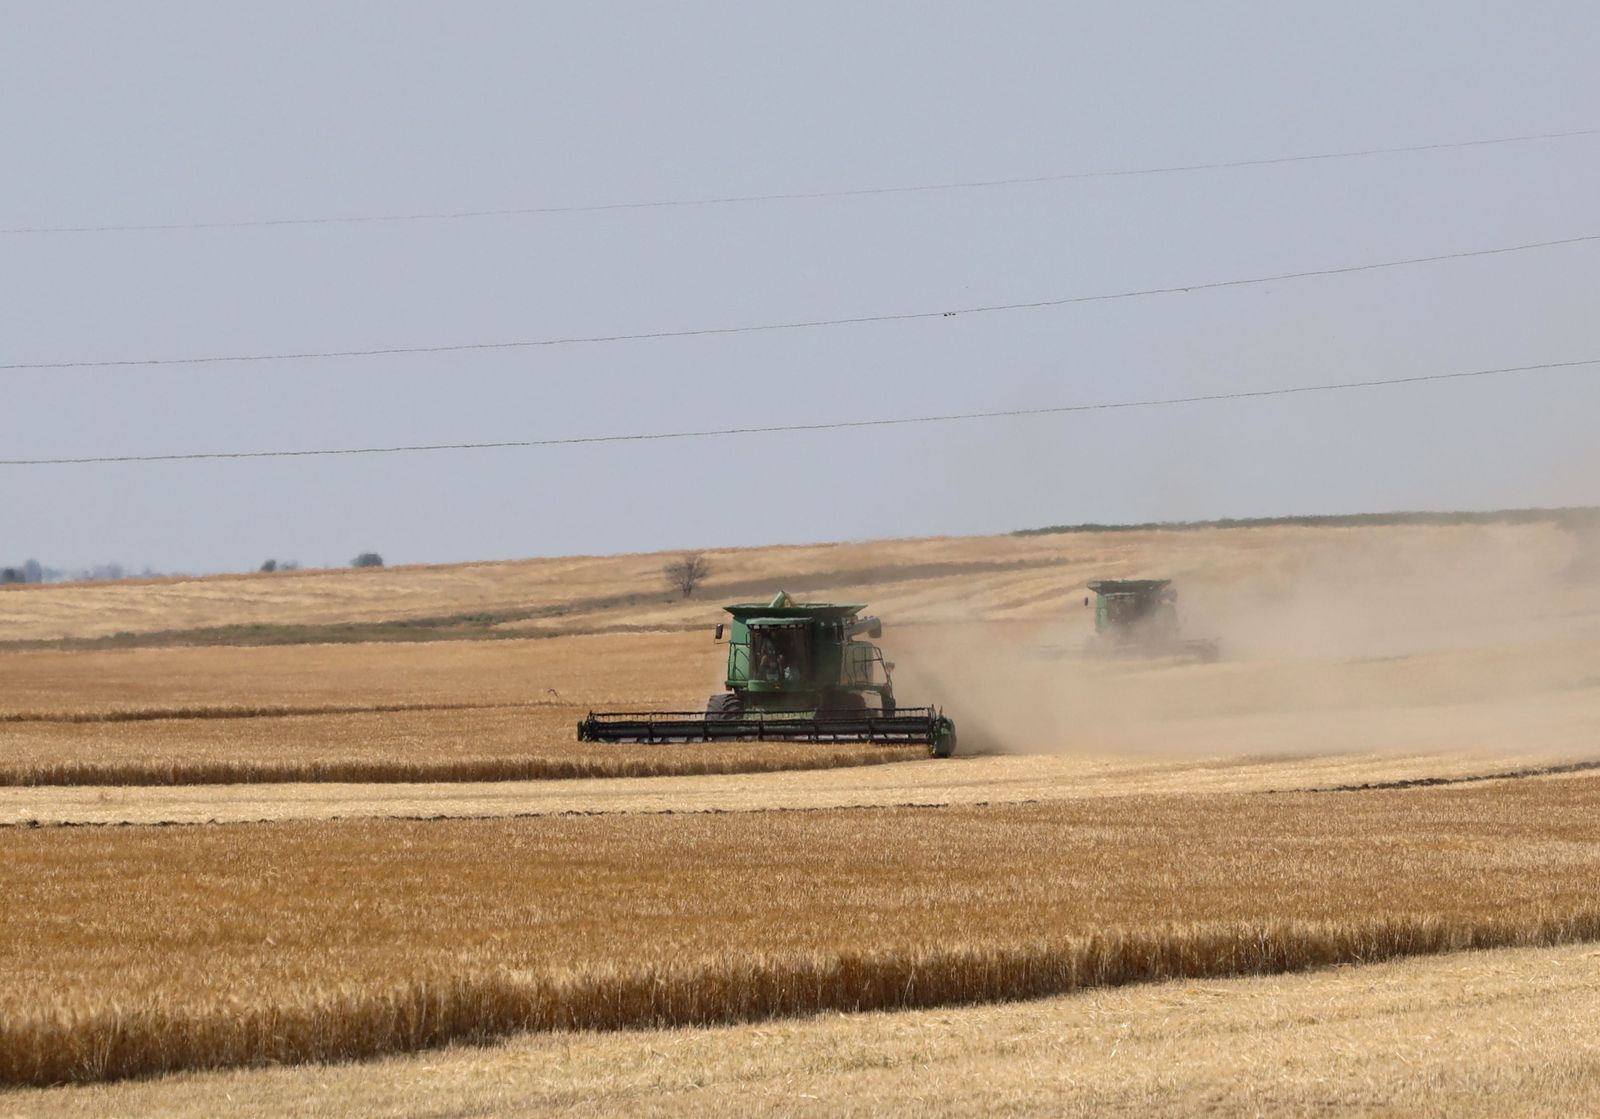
[3,358,1589,466]
[7,232,1599,373]
[3,126,1594,235]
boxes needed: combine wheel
[706,692,743,720]
[929,718,957,759]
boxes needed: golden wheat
[0,744,923,787]
[23,943,1599,1119]
[11,916,1600,1088]
[3,777,1598,1085]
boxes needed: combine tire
[706,693,743,720]
[929,718,957,759]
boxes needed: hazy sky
[3,2,1598,572]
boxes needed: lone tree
[664,553,710,599]
[352,552,384,569]
[260,559,278,573]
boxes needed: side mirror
[714,623,725,641]
[884,661,896,672]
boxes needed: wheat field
[3,517,1599,1113]
[0,528,1216,642]
[0,705,919,786]
[4,776,1599,1086]
[18,942,1598,1118]
[13,749,1599,828]
[1,520,1586,644]
[0,633,922,785]
[4,519,1597,788]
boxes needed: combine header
[578,592,956,757]
[1085,579,1220,661]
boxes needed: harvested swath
[3,778,1598,1085]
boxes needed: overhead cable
[3,126,1594,235]
[6,232,1598,372]
[3,357,1589,466]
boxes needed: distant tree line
[2,561,157,583]
[1013,506,1600,537]
[0,559,43,585]
[2,553,385,583]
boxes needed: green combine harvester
[578,592,957,757]
[1085,579,1220,661]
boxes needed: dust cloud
[884,522,1600,764]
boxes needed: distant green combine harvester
[1085,579,1220,662]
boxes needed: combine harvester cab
[1085,579,1220,662]
[578,591,957,757]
